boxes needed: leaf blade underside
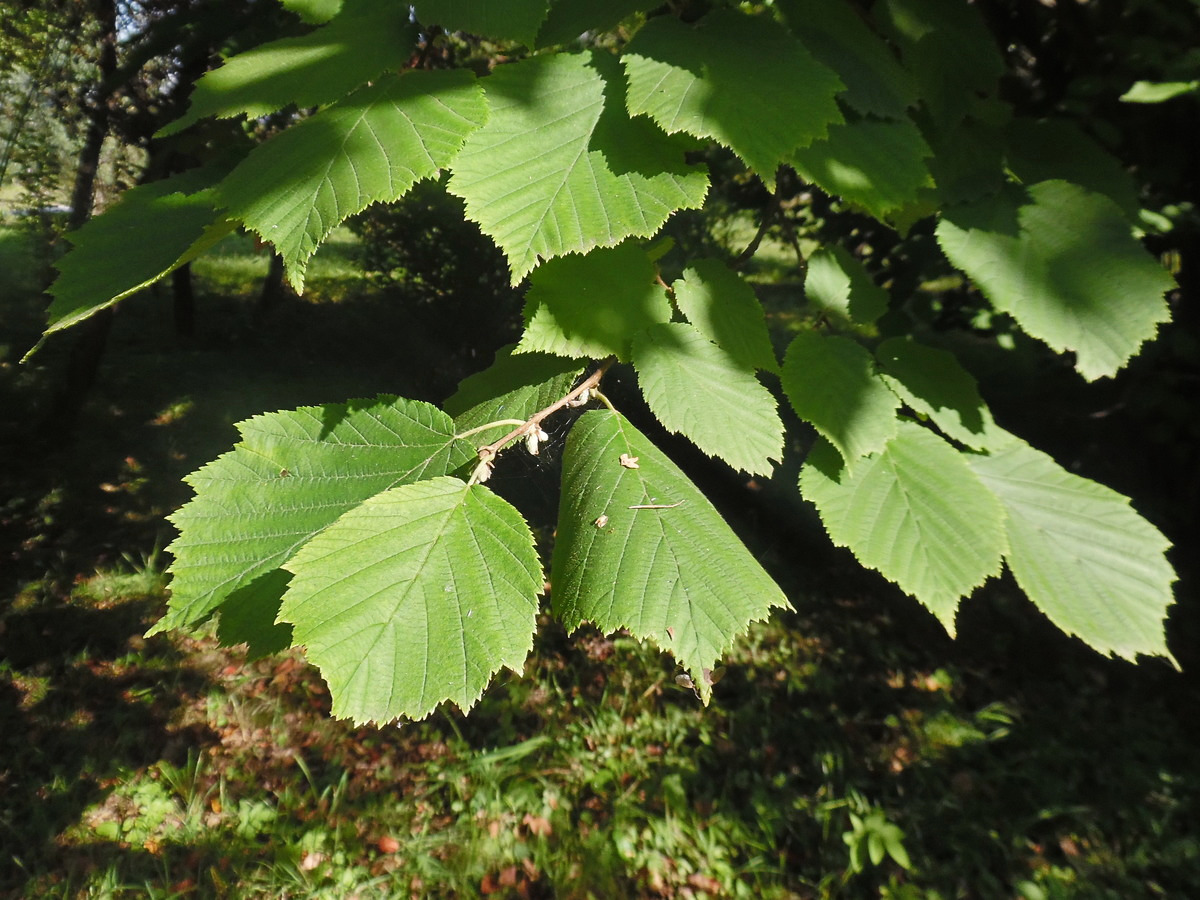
[156,396,474,635]
[280,477,544,724]
[552,410,788,702]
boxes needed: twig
[467,358,614,484]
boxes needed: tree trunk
[45,0,118,437]
[252,250,288,329]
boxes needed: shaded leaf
[937,180,1175,380]
[413,0,551,46]
[160,0,415,136]
[1004,118,1139,220]
[215,570,294,659]
[778,0,919,119]
[792,118,934,222]
[517,242,671,360]
[537,0,656,47]
[154,396,473,634]
[552,411,788,702]
[781,332,899,464]
[219,69,487,292]
[447,346,585,449]
[672,259,778,373]
[622,10,842,190]
[632,323,783,475]
[876,337,1002,451]
[967,439,1175,663]
[281,477,543,723]
[803,245,888,326]
[800,424,1006,629]
[875,0,1004,127]
[449,51,708,283]
[923,118,1005,206]
[27,171,234,359]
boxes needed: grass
[3,223,1199,898]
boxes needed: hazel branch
[467,358,614,485]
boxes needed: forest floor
[2,222,1199,899]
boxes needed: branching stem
[454,419,527,441]
[467,358,615,485]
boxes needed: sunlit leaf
[447,346,585,449]
[622,10,842,190]
[553,410,788,702]
[937,180,1175,380]
[517,242,672,360]
[801,424,1006,629]
[448,51,708,283]
[281,477,543,723]
[802,245,888,327]
[154,397,473,634]
[876,337,1003,451]
[792,118,933,221]
[219,69,487,292]
[160,0,415,136]
[967,439,1175,663]
[25,170,234,361]
[781,332,899,464]
[672,259,778,373]
[632,323,783,475]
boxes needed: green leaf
[552,410,788,702]
[26,171,235,360]
[923,118,1006,206]
[800,424,1006,629]
[868,831,885,866]
[413,0,551,46]
[967,439,1175,663]
[155,396,474,634]
[1004,119,1139,220]
[876,337,1002,451]
[622,10,843,190]
[280,477,543,724]
[1121,80,1200,103]
[160,0,416,136]
[875,0,1004,127]
[280,0,342,23]
[802,245,888,326]
[781,332,899,464]
[215,570,294,659]
[672,259,778,373]
[448,51,708,283]
[631,323,784,476]
[536,0,656,47]
[883,827,912,870]
[791,118,934,222]
[446,345,585,449]
[219,69,487,292]
[937,180,1175,380]
[517,242,672,360]
[778,0,919,119]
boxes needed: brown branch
[476,358,615,464]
